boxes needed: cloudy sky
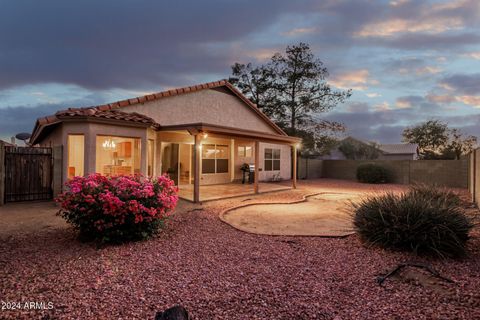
[1,0,480,143]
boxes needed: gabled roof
[30,80,288,144]
[87,79,285,136]
[0,139,14,146]
[379,143,418,155]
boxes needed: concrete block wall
[299,158,469,189]
[298,158,323,179]
[410,160,468,188]
[469,149,480,205]
[0,141,4,206]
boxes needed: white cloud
[462,51,480,60]
[416,66,442,75]
[374,101,391,111]
[281,27,317,37]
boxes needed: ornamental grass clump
[57,174,178,243]
[352,185,473,258]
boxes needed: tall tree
[402,120,477,159]
[230,43,351,152]
[269,43,351,134]
[230,63,278,118]
[444,129,477,160]
[402,120,449,158]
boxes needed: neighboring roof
[0,139,13,146]
[379,143,419,155]
[337,136,418,155]
[31,79,291,144]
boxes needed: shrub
[356,163,389,183]
[352,185,473,258]
[57,174,178,243]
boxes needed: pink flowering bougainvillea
[56,174,178,243]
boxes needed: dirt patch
[0,201,66,237]
[220,193,361,237]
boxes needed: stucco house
[30,80,301,202]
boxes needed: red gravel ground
[1,179,479,319]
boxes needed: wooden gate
[4,146,53,202]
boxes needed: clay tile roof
[31,79,287,144]
[55,108,159,127]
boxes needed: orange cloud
[427,93,480,107]
[354,17,463,37]
[329,69,378,91]
[354,0,473,38]
[457,95,480,107]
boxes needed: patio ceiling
[159,123,301,145]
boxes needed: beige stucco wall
[121,88,278,134]
[156,132,292,185]
[40,122,149,183]
[234,139,255,181]
[258,142,292,181]
[37,124,293,189]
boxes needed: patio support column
[193,134,201,203]
[254,140,260,194]
[292,144,297,189]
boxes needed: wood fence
[3,145,53,202]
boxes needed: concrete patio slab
[178,182,291,202]
[220,192,361,237]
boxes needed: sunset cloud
[355,17,463,38]
[462,51,480,60]
[456,96,480,107]
[329,69,378,91]
[1,0,480,143]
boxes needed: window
[67,135,84,179]
[202,144,229,174]
[148,139,154,176]
[96,136,141,176]
[264,148,280,171]
[237,145,252,158]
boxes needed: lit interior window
[67,134,85,179]
[96,136,141,176]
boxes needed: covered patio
[158,123,301,203]
[178,182,291,202]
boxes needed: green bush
[356,164,389,183]
[352,185,473,258]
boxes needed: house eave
[159,122,301,145]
